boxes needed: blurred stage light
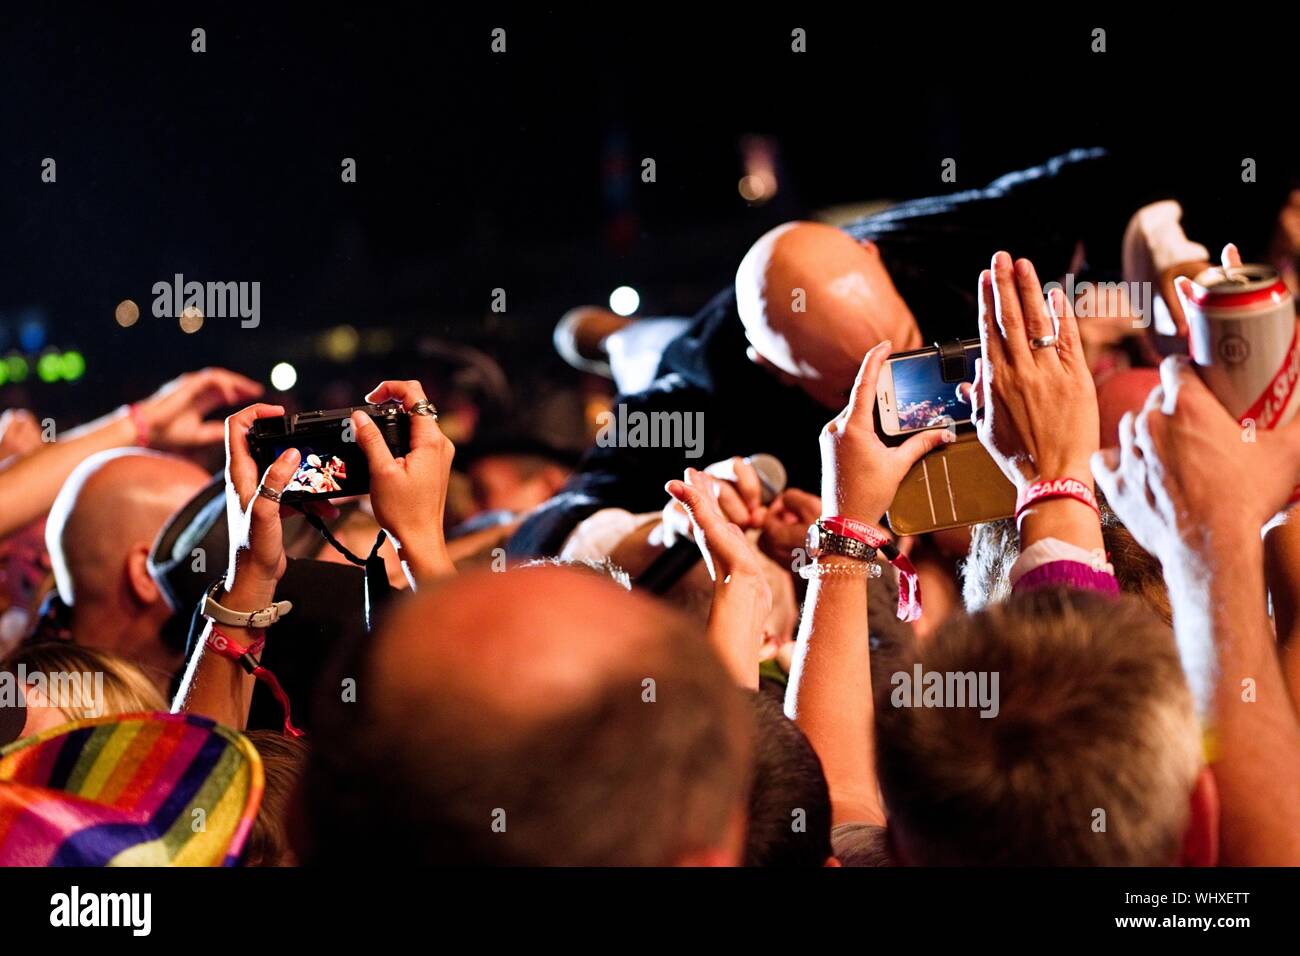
[609,286,640,316]
[323,324,360,362]
[37,352,61,383]
[270,362,297,391]
[60,350,86,381]
[115,300,140,328]
[18,316,46,352]
[179,306,204,333]
[5,355,28,383]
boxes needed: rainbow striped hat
[0,712,264,866]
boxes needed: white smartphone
[876,342,981,437]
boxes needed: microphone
[635,454,788,595]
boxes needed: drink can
[1184,263,1300,428]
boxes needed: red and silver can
[1183,263,1300,428]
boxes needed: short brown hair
[876,589,1200,865]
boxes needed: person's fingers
[189,420,227,445]
[970,356,989,425]
[690,468,751,526]
[729,456,764,515]
[1157,354,1197,416]
[897,426,954,467]
[1222,242,1244,270]
[668,475,729,542]
[365,379,440,447]
[192,368,263,415]
[225,403,285,505]
[250,447,300,543]
[1014,258,1057,354]
[990,251,1032,362]
[351,410,397,473]
[780,487,821,519]
[1048,286,1084,369]
[1091,449,1122,503]
[845,339,891,424]
[1118,410,1141,465]
[976,269,1007,378]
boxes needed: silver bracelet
[799,560,882,581]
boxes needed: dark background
[0,5,1294,430]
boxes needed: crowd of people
[3,150,1300,867]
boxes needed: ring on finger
[409,399,439,419]
[257,485,283,504]
[1029,334,1058,351]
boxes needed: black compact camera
[247,402,412,501]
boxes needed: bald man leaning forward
[45,449,210,693]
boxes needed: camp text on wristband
[1015,477,1100,525]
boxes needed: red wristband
[820,515,922,624]
[1015,477,1099,524]
[821,515,890,549]
[127,403,150,447]
[206,627,304,738]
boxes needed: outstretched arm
[1095,355,1300,865]
[0,368,261,539]
[785,340,950,827]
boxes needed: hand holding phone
[876,341,981,437]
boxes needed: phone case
[877,339,1017,535]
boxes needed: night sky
[1,7,1292,423]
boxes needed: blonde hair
[4,642,166,721]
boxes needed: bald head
[304,566,753,866]
[735,221,923,407]
[47,449,209,609]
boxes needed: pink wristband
[127,403,150,447]
[1015,478,1098,524]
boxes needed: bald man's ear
[125,542,163,607]
[857,238,880,257]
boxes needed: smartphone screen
[877,343,980,436]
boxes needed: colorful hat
[0,712,263,866]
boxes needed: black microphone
[634,454,788,595]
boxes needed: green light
[60,350,86,381]
[0,362,7,386]
[5,356,27,383]
[37,353,61,383]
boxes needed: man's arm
[0,368,262,540]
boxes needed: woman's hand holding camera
[353,379,456,586]
[223,403,299,609]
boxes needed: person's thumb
[350,410,393,470]
[898,426,955,467]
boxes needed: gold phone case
[886,434,1016,535]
